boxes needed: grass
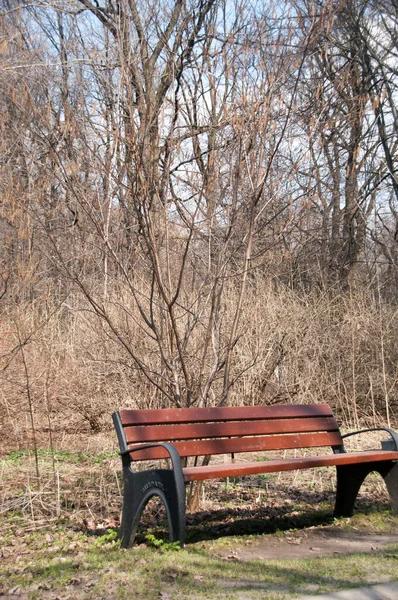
[2,447,398,598]
[4,448,118,465]
[1,512,398,599]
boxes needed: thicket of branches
[1,0,398,444]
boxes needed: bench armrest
[341,427,398,451]
[121,442,184,475]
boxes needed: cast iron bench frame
[112,403,398,548]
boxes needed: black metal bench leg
[335,461,398,518]
[119,469,141,548]
[119,468,186,548]
[334,464,373,517]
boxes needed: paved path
[298,580,398,600]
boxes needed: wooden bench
[112,403,398,547]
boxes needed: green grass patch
[335,509,398,533]
[4,448,118,465]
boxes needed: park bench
[112,403,398,548]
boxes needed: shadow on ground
[82,485,392,548]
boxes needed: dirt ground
[216,527,398,561]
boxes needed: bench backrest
[113,404,343,461]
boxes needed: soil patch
[218,528,398,561]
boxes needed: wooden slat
[182,450,398,481]
[129,431,343,460]
[124,416,339,444]
[119,403,333,427]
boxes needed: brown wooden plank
[182,450,398,481]
[124,416,339,444]
[128,430,343,460]
[120,403,334,426]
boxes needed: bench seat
[182,450,398,481]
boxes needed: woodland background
[1,0,398,454]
